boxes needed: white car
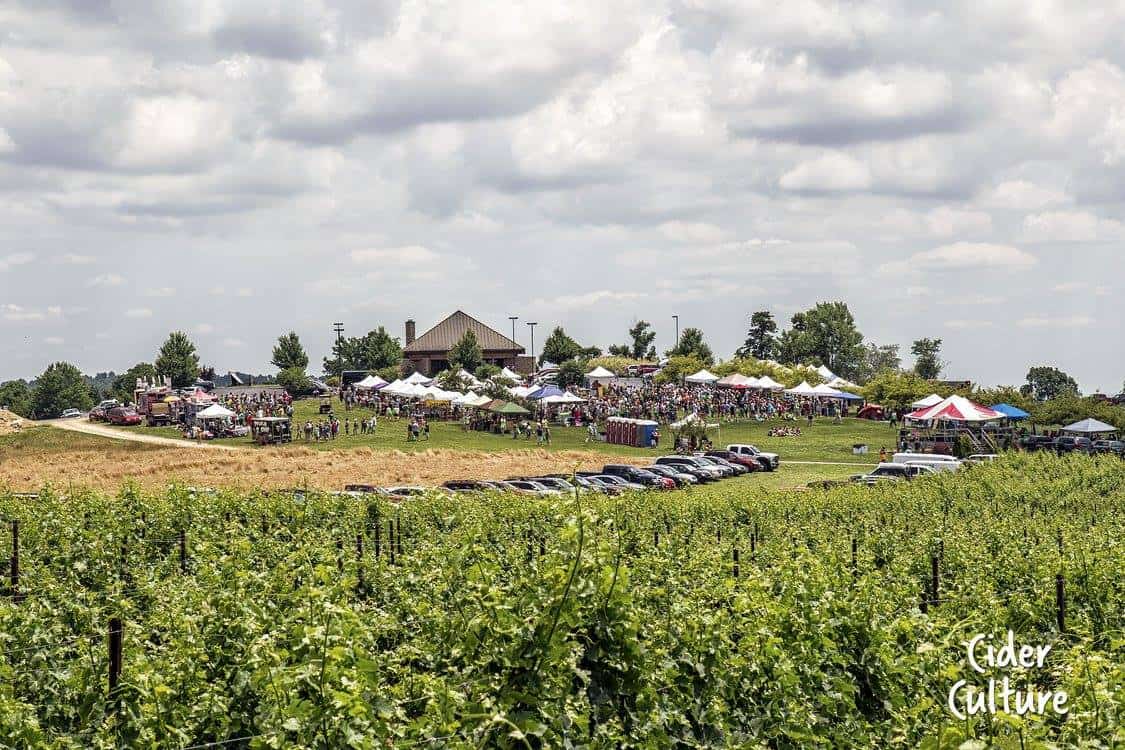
[726,444,780,471]
[851,463,936,485]
[59,408,84,419]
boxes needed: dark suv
[602,465,674,489]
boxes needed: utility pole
[526,322,538,369]
[672,315,679,350]
[332,322,344,388]
[508,316,519,344]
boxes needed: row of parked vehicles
[1018,434,1125,456]
[847,452,997,486]
[343,444,780,500]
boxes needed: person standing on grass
[422,417,430,441]
[535,421,543,445]
[543,422,551,445]
[879,446,887,462]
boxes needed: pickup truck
[726,444,780,471]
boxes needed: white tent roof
[911,393,944,409]
[509,385,536,398]
[785,381,816,395]
[816,365,836,381]
[585,365,616,379]
[356,374,387,389]
[1061,418,1118,434]
[827,376,858,389]
[684,369,719,383]
[811,383,844,396]
[755,375,784,390]
[717,373,757,387]
[499,367,522,381]
[404,371,432,385]
[541,392,586,404]
[196,404,235,419]
[457,369,481,385]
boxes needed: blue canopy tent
[833,390,865,401]
[527,385,565,400]
[990,403,1030,420]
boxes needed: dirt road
[43,419,242,451]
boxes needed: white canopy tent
[810,383,845,397]
[755,375,784,390]
[196,404,235,419]
[509,385,537,398]
[911,393,944,409]
[457,369,482,386]
[816,365,836,381]
[684,369,719,384]
[404,371,432,385]
[785,381,816,395]
[540,392,587,404]
[826,376,858,389]
[355,375,387,390]
[585,365,616,382]
[499,367,522,381]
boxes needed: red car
[704,450,761,472]
[107,406,143,426]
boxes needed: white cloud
[979,181,1071,211]
[194,323,215,334]
[86,273,125,287]
[44,336,64,345]
[879,243,1037,275]
[351,245,440,265]
[541,290,646,309]
[59,253,95,265]
[124,307,153,318]
[1017,315,1095,328]
[779,152,871,192]
[0,252,35,272]
[235,287,254,297]
[222,337,246,347]
[1,304,63,322]
[925,206,992,238]
[658,221,729,244]
[1022,210,1125,243]
[142,287,176,297]
[945,319,994,329]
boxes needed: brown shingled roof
[405,310,524,354]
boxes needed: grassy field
[118,396,897,464]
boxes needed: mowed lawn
[117,396,896,465]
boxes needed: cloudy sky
[1,1,1123,392]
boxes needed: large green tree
[32,362,94,418]
[0,380,33,417]
[448,330,484,373]
[271,332,309,371]
[735,311,779,360]
[323,327,403,376]
[777,302,864,378]
[627,321,656,360]
[111,363,157,403]
[856,343,902,383]
[911,338,944,380]
[556,359,587,389]
[1021,366,1079,401]
[540,326,585,365]
[277,367,316,396]
[155,331,201,388]
[666,327,714,365]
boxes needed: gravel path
[43,419,243,451]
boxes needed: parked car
[694,454,748,476]
[601,465,675,489]
[1092,440,1125,456]
[501,480,562,496]
[545,473,624,495]
[704,449,761,471]
[592,475,646,492]
[526,477,588,494]
[1074,437,1094,454]
[964,454,999,464]
[59,408,84,419]
[382,486,453,498]
[442,480,497,494]
[644,465,698,487]
[851,463,936,485]
[654,456,724,481]
[726,444,780,471]
[106,406,142,425]
[1052,436,1080,453]
[1019,435,1055,452]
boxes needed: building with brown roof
[403,311,530,376]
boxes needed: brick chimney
[405,319,416,346]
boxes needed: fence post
[851,536,857,578]
[178,529,187,574]
[930,554,940,607]
[355,534,365,595]
[10,519,22,603]
[1056,573,1066,634]
[732,548,740,579]
[373,521,381,559]
[108,618,123,701]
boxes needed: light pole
[672,315,679,350]
[526,321,538,369]
[332,322,345,394]
[508,316,519,344]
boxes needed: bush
[277,367,315,397]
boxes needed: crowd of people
[215,389,293,424]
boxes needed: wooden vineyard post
[1056,574,1066,634]
[108,617,123,703]
[388,520,396,566]
[396,519,403,558]
[10,519,22,603]
[538,537,545,558]
[373,521,381,559]
[355,534,365,596]
[336,539,344,573]
[653,530,660,548]
[178,529,187,575]
[851,536,858,579]
[930,554,940,607]
[732,548,740,579]
[920,590,928,614]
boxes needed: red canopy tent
[905,395,1004,422]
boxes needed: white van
[903,458,962,473]
[893,452,959,465]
